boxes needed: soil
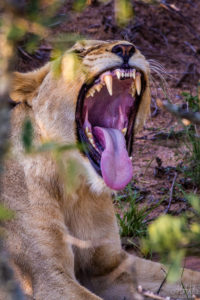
[15,0,200,271]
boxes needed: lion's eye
[72,49,83,54]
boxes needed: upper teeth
[86,68,142,98]
[114,69,136,80]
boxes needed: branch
[162,101,200,125]
[138,285,175,300]
[164,172,178,214]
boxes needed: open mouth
[75,67,146,190]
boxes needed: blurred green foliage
[22,119,33,153]
[73,0,88,11]
[143,194,200,281]
[115,0,133,26]
[0,204,14,221]
[7,25,25,42]
[187,193,200,214]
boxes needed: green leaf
[168,250,185,282]
[25,34,40,53]
[115,0,134,26]
[51,55,62,78]
[66,159,79,193]
[22,119,33,153]
[147,215,188,252]
[7,25,25,42]
[0,204,14,220]
[37,142,77,153]
[187,194,200,213]
[73,0,87,12]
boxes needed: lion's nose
[111,44,135,63]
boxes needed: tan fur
[1,40,151,299]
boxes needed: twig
[151,98,159,118]
[162,101,200,125]
[156,268,168,295]
[160,0,200,42]
[143,291,169,300]
[149,28,168,47]
[176,63,194,87]
[138,285,173,300]
[184,41,197,55]
[164,172,178,214]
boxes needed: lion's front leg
[71,191,142,300]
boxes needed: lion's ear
[10,64,50,105]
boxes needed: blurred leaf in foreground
[115,0,134,26]
[73,0,87,11]
[0,204,14,221]
[22,119,33,153]
[143,215,188,281]
[187,194,200,214]
[7,24,25,42]
[62,52,85,81]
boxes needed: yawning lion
[2,40,150,299]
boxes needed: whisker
[149,62,171,101]
[148,59,168,74]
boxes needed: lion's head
[11,40,151,191]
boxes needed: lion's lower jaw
[82,160,112,195]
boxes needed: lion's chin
[76,67,146,191]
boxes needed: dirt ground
[15,0,200,271]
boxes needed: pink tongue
[93,127,133,190]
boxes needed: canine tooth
[85,126,89,134]
[132,69,136,79]
[135,73,141,96]
[129,156,133,161]
[116,70,121,80]
[104,75,113,96]
[87,132,93,138]
[121,128,127,135]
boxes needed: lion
[1,40,151,300]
